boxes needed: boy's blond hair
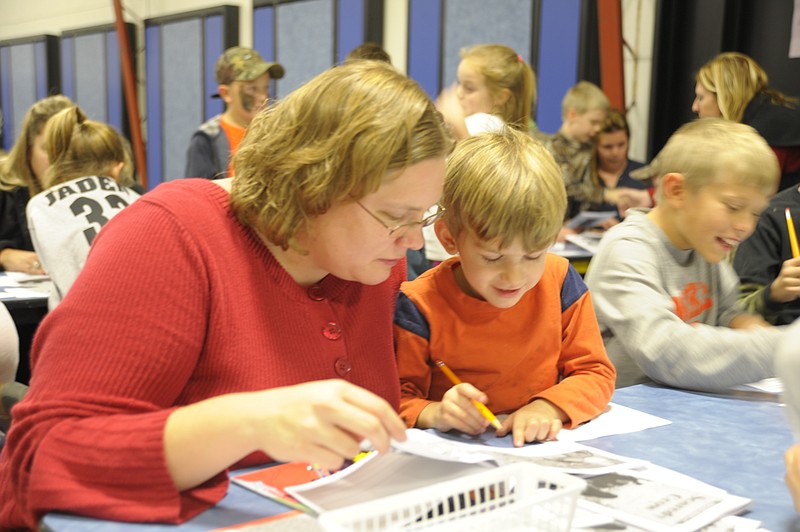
[650,117,778,203]
[442,128,566,251]
[561,81,609,119]
[459,44,536,131]
[231,61,453,250]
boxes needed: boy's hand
[612,187,654,213]
[417,383,490,434]
[496,399,567,447]
[770,257,800,303]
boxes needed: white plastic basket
[317,463,586,532]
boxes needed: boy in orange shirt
[185,47,284,179]
[394,129,615,447]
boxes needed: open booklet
[232,425,752,531]
[231,449,490,515]
[285,450,490,514]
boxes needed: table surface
[0,272,50,312]
[40,384,800,531]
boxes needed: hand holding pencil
[787,208,800,259]
[426,359,503,433]
[772,208,800,304]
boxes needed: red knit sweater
[0,180,403,529]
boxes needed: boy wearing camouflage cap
[185,46,284,179]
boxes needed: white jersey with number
[26,175,141,308]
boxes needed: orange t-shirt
[395,255,615,429]
[219,117,246,177]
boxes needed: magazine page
[394,429,648,476]
[576,465,751,532]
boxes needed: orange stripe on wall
[598,0,625,110]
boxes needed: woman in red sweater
[0,61,453,529]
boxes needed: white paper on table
[699,514,762,531]
[558,402,672,442]
[549,241,594,258]
[0,287,49,299]
[565,232,603,254]
[731,378,783,395]
[3,272,50,284]
[572,506,761,531]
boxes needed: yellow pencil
[786,208,800,259]
[433,359,502,430]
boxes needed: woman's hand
[0,249,46,274]
[165,379,407,490]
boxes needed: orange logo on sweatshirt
[672,282,712,322]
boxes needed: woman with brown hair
[0,61,453,529]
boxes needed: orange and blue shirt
[394,255,615,429]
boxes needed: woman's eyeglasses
[354,200,445,238]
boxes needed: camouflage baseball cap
[215,46,285,85]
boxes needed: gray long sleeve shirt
[585,209,786,391]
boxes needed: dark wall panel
[737,1,800,97]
